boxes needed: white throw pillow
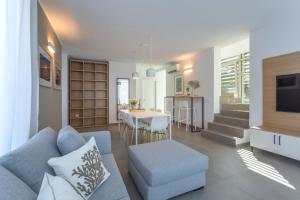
[37,173,83,200]
[48,137,110,200]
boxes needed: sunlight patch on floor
[238,149,296,190]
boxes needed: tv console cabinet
[250,126,300,161]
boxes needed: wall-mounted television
[276,73,300,113]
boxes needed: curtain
[0,0,36,155]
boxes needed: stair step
[221,104,249,111]
[214,114,249,129]
[221,110,249,119]
[202,130,237,147]
[208,122,244,138]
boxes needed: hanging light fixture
[132,72,139,79]
[146,68,156,77]
[146,37,156,78]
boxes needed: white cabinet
[250,129,277,153]
[277,134,300,161]
[250,128,300,161]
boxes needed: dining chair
[118,112,128,139]
[118,112,123,132]
[144,116,169,142]
[164,110,173,125]
[150,108,162,112]
[125,115,146,145]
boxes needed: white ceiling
[39,0,300,63]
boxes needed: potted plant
[129,98,139,110]
[187,80,200,96]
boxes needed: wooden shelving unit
[69,58,109,132]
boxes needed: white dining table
[120,109,172,145]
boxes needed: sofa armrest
[81,131,112,154]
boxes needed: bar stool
[177,101,197,132]
[164,98,174,125]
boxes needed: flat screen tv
[276,73,300,113]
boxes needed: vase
[131,104,136,110]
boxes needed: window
[221,52,250,104]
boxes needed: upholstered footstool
[128,140,209,200]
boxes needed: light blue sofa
[0,127,130,200]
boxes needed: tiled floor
[108,125,300,200]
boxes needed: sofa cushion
[0,165,37,200]
[48,137,111,200]
[0,127,61,193]
[81,131,112,155]
[128,140,209,187]
[57,126,86,155]
[89,154,130,200]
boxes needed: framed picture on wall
[175,74,184,95]
[39,47,52,87]
[54,65,61,90]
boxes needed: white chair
[164,99,175,124]
[143,109,162,126]
[125,114,146,145]
[144,116,169,142]
[150,108,162,112]
[164,110,173,126]
[118,112,123,132]
[118,112,127,139]
[177,101,197,132]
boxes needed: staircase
[202,104,250,147]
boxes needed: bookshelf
[69,58,109,131]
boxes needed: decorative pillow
[57,125,86,155]
[37,173,83,200]
[48,137,110,200]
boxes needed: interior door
[277,134,300,161]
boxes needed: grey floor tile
[107,125,300,200]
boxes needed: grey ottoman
[128,140,209,200]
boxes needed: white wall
[221,38,249,59]
[135,64,166,110]
[30,0,39,136]
[109,61,136,124]
[166,69,175,97]
[213,48,221,113]
[38,4,62,131]
[167,47,221,128]
[61,52,68,127]
[156,69,166,111]
[250,17,300,127]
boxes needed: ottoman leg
[193,186,205,191]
